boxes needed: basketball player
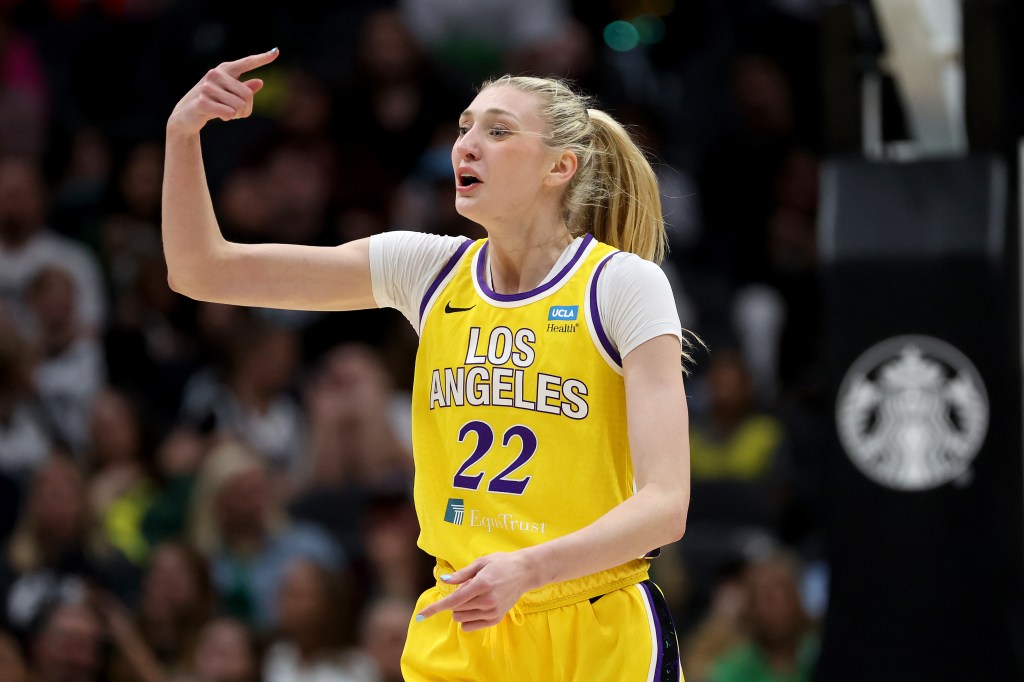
[163,48,691,681]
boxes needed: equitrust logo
[443,498,464,525]
[441,499,547,534]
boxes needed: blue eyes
[457,126,512,138]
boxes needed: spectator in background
[50,127,112,238]
[335,9,466,207]
[86,388,156,566]
[698,53,798,293]
[26,266,105,455]
[0,156,106,332]
[141,425,211,550]
[681,348,790,619]
[0,13,49,156]
[184,617,260,682]
[103,248,197,422]
[0,455,134,637]
[99,541,214,682]
[359,596,415,682]
[764,148,821,397]
[682,561,748,682]
[27,598,105,682]
[334,201,390,245]
[398,0,569,79]
[261,143,335,248]
[188,441,342,633]
[216,164,274,243]
[133,542,213,674]
[0,326,52,483]
[359,491,431,604]
[277,68,335,147]
[94,142,165,301]
[391,140,484,239]
[505,17,594,84]
[710,551,817,682]
[307,343,411,486]
[264,558,378,681]
[0,628,28,680]
[181,317,305,477]
[689,347,788,531]
[290,344,412,558]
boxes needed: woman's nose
[454,133,479,161]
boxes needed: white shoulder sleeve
[597,253,683,360]
[369,231,470,331]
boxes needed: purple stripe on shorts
[639,581,664,682]
[475,233,594,302]
[419,238,473,322]
[588,251,622,367]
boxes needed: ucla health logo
[548,305,578,321]
[444,498,464,525]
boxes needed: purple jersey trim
[639,581,664,682]
[418,238,473,322]
[588,251,622,367]
[475,233,594,302]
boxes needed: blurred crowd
[0,0,831,680]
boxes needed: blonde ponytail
[481,75,668,263]
[480,75,698,367]
[581,109,666,263]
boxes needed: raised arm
[162,49,376,311]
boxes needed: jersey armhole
[585,251,624,374]
[417,238,473,334]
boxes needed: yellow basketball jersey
[412,234,650,604]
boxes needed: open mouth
[458,174,482,187]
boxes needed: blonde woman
[163,49,691,681]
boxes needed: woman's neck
[485,221,574,295]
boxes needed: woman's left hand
[416,551,540,631]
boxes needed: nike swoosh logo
[444,302,476,314]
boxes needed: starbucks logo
[836,336,988,491]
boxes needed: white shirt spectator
[0,403,51,482]
[0,230,107,331]
[263,641,380,682]
[33,336,106,455]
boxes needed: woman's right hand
[161,46,376,313]
[167,48,279,136]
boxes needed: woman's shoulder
[597,248,673,292]
[371,230,474,256]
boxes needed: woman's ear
[546,150,578,187]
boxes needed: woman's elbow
[653,491,688,545]
[166,268,206,301]
[166,269,193,298]
[665,505,687,544]
[166,269,181,293]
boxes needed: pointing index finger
[418,580,481,619]
[222,48,279,78]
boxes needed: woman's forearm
[161,127,230,298]
[159,51,377,312]
[522,334,691,591]
[520,481,687,590]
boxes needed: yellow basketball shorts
[401,579,683,681]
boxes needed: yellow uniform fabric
[403,235,683,680]
[404,577,679,682]
[413,236,641,592]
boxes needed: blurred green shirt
[710,636,818,682]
